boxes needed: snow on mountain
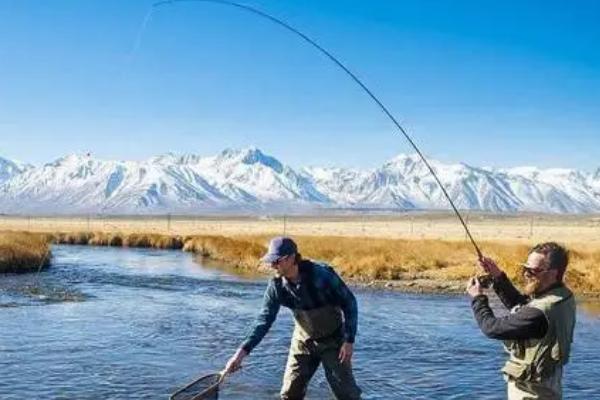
[0,148,329,214]
[0,156,31,184]
[0,149,598,214]
[0,154,231,213]
[191,147,330,205]
[590,168,600,203]
[501,167,599,213]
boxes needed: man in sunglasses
[466,242,576,400]
[224,236,361,400]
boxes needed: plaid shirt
[241,260,358,353]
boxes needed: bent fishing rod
[151,0,484,261]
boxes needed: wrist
[472,294,487,302]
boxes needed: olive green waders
[280,305,361,400]
[506,366,562,400]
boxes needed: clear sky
[0,0,599,170]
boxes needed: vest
[502,285,576,383]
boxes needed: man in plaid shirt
[225,236,361,400]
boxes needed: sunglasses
[520,263,552,277]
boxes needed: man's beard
[524,277,542,296]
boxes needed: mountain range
[1,147,599,214]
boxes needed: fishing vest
[277,262,344,341]
[502,285,576,384]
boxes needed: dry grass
[123,233,183,249]
[213,235,600,295]
[50,232,184,250]
[183,235,265,270]
[88,232,124,247]
[53,232,93,245]
[10,228,600,295]
[0,231,51,273]
[1,212,599,295]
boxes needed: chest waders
[292,305,343,341]
[278,265,361,400]
[502,285,576,400]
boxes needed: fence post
[529,216,534,238]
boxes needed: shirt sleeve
[492,273,530,310]
[328,269,358,343]
[471,295,547,340]
[240,280,281,354]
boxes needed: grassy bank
[45,231,600,296]
[0,232,52,273]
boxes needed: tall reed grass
[35,230,600,295]
[51,232,183,250]
[0,232,51,273]
[183,235,265,270]
[229,235,600,295]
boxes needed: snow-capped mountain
[0,157,31,184]
[0,148,598,214]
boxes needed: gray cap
[261,236,298,263]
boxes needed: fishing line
[129,7,155,65]
[148,0,484,260]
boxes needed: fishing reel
[476,274,494,289]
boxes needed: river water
[0,245,598,399]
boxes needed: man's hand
[338,342,354,364]
[224,348,248,374]
[466,277,484,298]
[479,256,503,278]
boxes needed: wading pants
[280,332,361,400]
[506,366,563,400]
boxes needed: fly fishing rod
[150,0,484,261]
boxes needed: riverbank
[181,233,600,297]
[25,231,599,297]
[0,232,51,273]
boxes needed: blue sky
[0,0,599,170]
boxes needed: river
[1,245,598,399]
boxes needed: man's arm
[492,273,529,310]
[471,295,547,340]
[328,269,358,344]
[240,281,281,354]
[479,257,528,309]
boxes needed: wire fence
[1,213,599,244]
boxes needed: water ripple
[0,245,598,399]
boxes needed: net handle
[217,369,227,384]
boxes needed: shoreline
[2,229,599,298]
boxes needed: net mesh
[170,373,222,400]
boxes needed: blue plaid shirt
[241,260,358,353]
